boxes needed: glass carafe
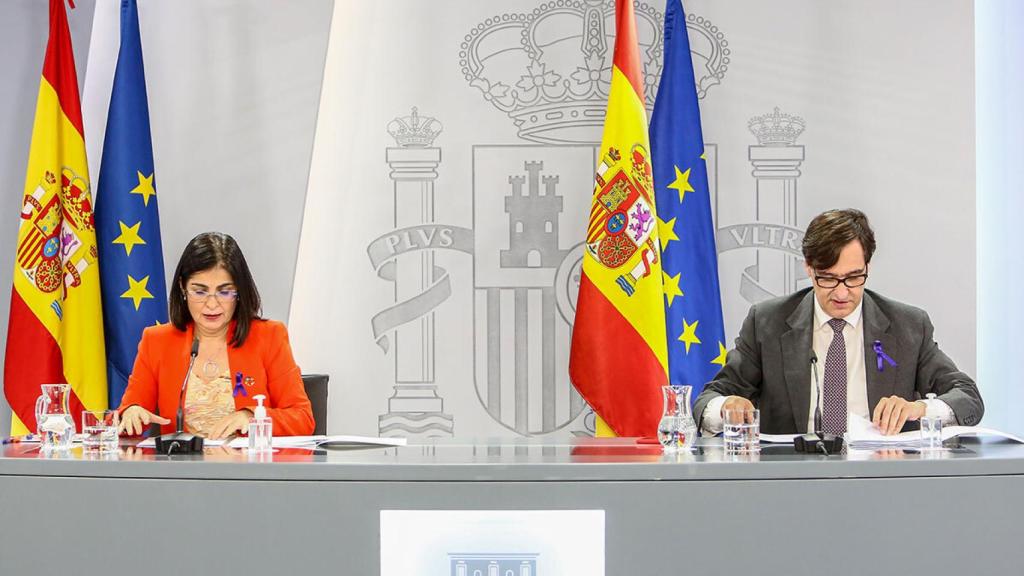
[658,385,697,452]
[35,384,75,452]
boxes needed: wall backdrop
[2,0,1020,438]
[291,0,976,439]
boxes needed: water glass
[919,415,942,450]
[723,408,760,453]
[82,410,119,452]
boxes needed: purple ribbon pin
[232,371,247,397]
[873,340,897,372]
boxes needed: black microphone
[155,337,204,455]
[811,353,822,436]
[176,337,200,432]
[795,352,844,454]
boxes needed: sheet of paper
[845,414,1024,448]
[759,433,799,443]
[226,435,408,449]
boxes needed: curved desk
[1,437,1021,575]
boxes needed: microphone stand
[155,338,204,455]
[794,354,844,454]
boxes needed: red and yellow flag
[5,0,107,434]
[569,0,668,437]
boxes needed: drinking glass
[82,410,119,452]
[919,415,942,450]
[723,408,760,453]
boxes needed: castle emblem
[473,149,590,435]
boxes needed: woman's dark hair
[802,209,876,271]
[168,232,262,347]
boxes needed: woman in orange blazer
[118,232,314,438]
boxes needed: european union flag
[96,0,168,407]
[650,0,726,401]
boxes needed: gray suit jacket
[694,288,984,434]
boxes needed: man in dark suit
[695,209,983,436]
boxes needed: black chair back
[301,373,329,435]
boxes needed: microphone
[155,337,204,455]
[811,353,822,436]
[794,352,844,454]
[177,337,200,432]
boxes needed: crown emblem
[747,107,806,146]
[461,0,729,145]
[387,107,443,148]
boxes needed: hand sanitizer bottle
[248,395,273,453]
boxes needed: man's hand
[118,405,171,436]
[872,395,926,435]
[720,396,756,424]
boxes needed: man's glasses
[813,274,868,289]
[185,288,238,303]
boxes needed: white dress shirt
[807,296,869,433]
[701,296,954,435]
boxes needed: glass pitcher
[35,384,75,452]
[658,385,697,452]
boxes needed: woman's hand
[206,409,253,440]
[118,405,171,436]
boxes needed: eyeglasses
[813,273,868,289]
[185,288,238,303]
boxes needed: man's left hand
[872,395,926,436]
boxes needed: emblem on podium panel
[449,553,539,576]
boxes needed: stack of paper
[845,415,1024,449]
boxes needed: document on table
[760,433,800,443]
[137,435,407,449]
[225,435,407,449]
[845,414,1024,448]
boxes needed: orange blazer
[119,319,315,436]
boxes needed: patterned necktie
[821,318,848,435]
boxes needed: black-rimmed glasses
[813,274,868,289]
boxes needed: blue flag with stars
[650,0,726,400]
[96,0,168,408]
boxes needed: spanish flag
[5,0,107,434]
[569,0,668,437]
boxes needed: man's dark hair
[802,209,876,270]
[168,232,262,347]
